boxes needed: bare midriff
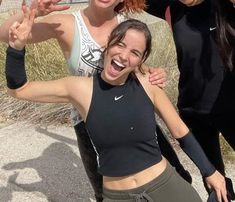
[103,157,167,190]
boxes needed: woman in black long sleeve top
[146,0,235,200]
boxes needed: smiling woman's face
[102,28,146,85]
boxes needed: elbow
[171,121,189,139]
[7,88,21,99]
[6,82,29,100]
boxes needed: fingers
[22,4,36,24]
[30,0,39,10]
[206,171,228,202]
[149,76,166,87]
[9,22,20,39]
[22,0,26,6]
[215,188,222,202]
[36,0,70,16]
[51,4,70,12]
[215,186,228,202]
[149,68,167,88]
[221,187,228,202]
[29,9,36,27]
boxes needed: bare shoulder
[135,71,155,101]
[135,71,165,101]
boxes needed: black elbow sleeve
[177,131,216,177]
[5,46,27,89]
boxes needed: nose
[119,49,129,61]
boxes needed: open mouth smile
[111,59,126,72]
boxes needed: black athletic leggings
[74,122,191,202]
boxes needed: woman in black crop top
[0,1,190,201]
[5,7,228,202]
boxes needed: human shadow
[2,142,94,202]
[0,173,19,202]
[35,126,78,147]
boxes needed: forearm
[177,131,216,177]
[5,46,70,103]
[153,87,216,177]
[0,12,24,43]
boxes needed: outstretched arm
[0,0,69,43]
[5,5,88,108]
[150,85,228,202]
[6,6,69,103]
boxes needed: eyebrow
[119,41,143,57]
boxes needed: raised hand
[148,67,167,88]
[9,6,36,50]
[28,0,70,17]
[205,171,228,202]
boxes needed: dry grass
[0,9,233,158]
[0,40,71,125]
[0,10,180,125]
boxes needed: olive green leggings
[103,163,202,202]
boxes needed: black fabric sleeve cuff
[5,46,27,89]
[177,131,216,177]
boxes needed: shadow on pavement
[2,139,93,201]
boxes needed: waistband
[103,162,174,201]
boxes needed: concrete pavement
[0,122,94,202]
[0,122,234,202]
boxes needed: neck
[84,5,117,26]
[100,71,130,86]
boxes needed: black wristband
[5,46,27,89]
[177,131,216,177]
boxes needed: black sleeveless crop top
[86,73,162,177]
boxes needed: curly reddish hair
[115,0,146,13]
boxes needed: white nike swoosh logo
[114,95,124,101]
[210,27,216,31]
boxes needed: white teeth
[113,59,125,68]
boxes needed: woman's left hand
[9,5,36,50]
[205,171,228,202]
[148,68,167,88]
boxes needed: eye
[117,42,125,47]
[131,50,142,58]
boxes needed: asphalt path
[0,122,234,202]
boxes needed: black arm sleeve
[177,131,216,177]
[5,46,27,89]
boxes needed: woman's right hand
[205,171,228,202]
[9,6,36,50]
[29,0,70,17]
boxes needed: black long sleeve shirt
[146,0,235,114]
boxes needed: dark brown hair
[215,0,235,70]
[106,19,152,73]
